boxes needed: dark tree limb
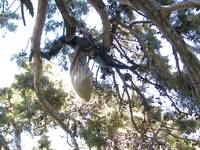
[41,35,139,73]
[54,0,77,40]
[20,0,26,26]
[40,0,138,72]
[20,0,34,17]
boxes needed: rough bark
[125,0,200,104]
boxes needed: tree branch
[116,69,139,131]
[54,0,77,40]
[125,0,200,104]
[163,128,200,143]
[162,1,200,14]
[31,0,79,149]
[20,0,26,26]
[88,0,110,48]
[115,19,150,61]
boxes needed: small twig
[172,47,181,75]
[20,0,26,26]
[115,69,139,130]
[116,19,150,64]
[163,128,200,143]
[24,37,31,52]
[112,73,125,105]
[133,71,187,114]
[13,5,21,14]
[6,0,16,12]
[95,66,100,82]
[113,38,137,66]
[130,20,152,25]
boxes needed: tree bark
[127,0,200,104]
[14,127,22,150]
[31,0,79,149]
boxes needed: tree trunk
[31,0,79,149]
[14,127,22,150]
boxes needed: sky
[0,1,102,89]
[0,4,35,88]
[0,2,102,149]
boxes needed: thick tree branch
[125,0,200,104]
[162,1,200,14]
[54,0,77,40]
[31,0,79,149]
[88,0,110,48]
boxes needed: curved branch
[116,70,138,128]
[54,0,77,40]
[88,0,110,48]
[162,1,200,14]
[125,0,200,105]
[116,19,149,60]
[31,0,79,149]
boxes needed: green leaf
[176,119,199,133]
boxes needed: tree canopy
[0,0,200,149]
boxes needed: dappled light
[0,0,200,149]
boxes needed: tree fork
[126,0,200,104]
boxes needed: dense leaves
[0,61,68,149]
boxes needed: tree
[0,59,68,149]
[0,0,200,149]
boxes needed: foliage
[37,134,53,150]
[0,0,200,149]
[0,0,20,32]
[0,60,67,149]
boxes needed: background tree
[0,0,200,149]
[0,57,69,149]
